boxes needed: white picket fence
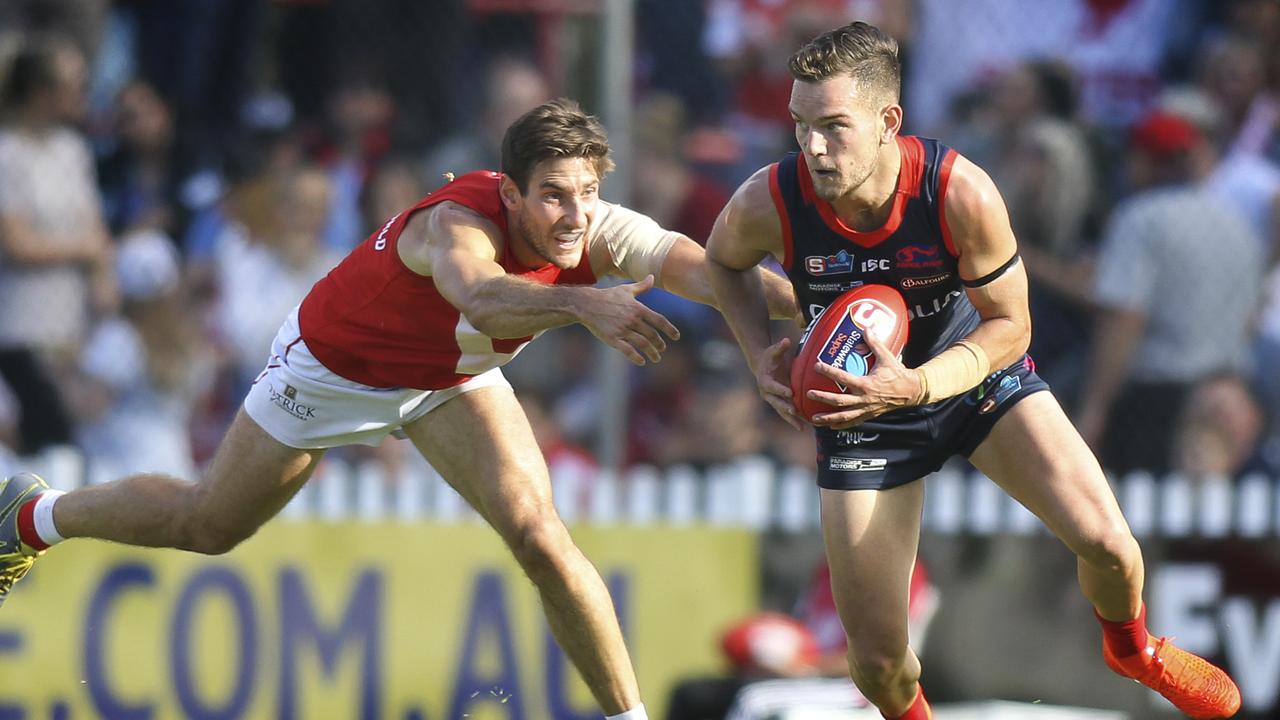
[15,445,1280,538]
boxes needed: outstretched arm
[409,202,679,365]
[588,202,798,321]
[656,235,799,321]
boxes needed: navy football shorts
[815,355,1049,491]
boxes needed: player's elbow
[983,313,1031,368]
[705,254,750,300]
[764,271,799,320]
[1006,316,1032,360]
[705,252,741,277]
[464,304,509,338]
[457,284,511,337]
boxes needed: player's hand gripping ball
[790,284,909,422]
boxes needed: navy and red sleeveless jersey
[297,171,595,390]
[771,136,979,369]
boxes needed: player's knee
[506,514,574,579]
[847,645,912,695]
[1077,521,1139,571]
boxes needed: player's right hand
[580,275,681,365]
[754,337,805,430]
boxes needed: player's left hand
[808,330,922,429]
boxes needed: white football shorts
[243,308,510,449]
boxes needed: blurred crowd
[0,0,1278,494]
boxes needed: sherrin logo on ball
[791,285,910,422]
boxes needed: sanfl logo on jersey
[805,250,854,276]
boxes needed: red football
[790,284,910,422]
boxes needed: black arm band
[961,253,1021,288]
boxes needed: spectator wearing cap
[1155,84,1280,455]
[73,231,213,482]
[1077,111,1263,477]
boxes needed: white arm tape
[588,202,680,281]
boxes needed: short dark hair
[2,35,75,109]
[788,21,900,102]
[500,98,614,194]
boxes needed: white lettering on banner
[1222,598,1280,711]
[1153,565,1221,654]
[1154,564,1280,712]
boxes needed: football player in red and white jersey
[0,99,797,720]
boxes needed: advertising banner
[0,522,757,720]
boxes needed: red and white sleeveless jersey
[297,170,679,390]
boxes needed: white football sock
[32,490,65,546]
[606,704,647,720]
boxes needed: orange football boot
[1104,635,1241,719]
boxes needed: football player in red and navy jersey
[0,99,796,720]
[706,21,1240,720]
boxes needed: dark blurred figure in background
[626,340,699,467]
[650,373,767,469]
[0,36,116,455]
[97,79,178,237]
[127,0,262,204]
[632,94,732,246]
[0,0,107,73]
[631,94,734,335]
[361,156,428,236]
[988,60,1100,408]
[637,0,724,122]
[703,1,872,177]
[1171,372,1267,480]
[1079,111,1262,476]
[422,55,551,189]
[313,75,396,252]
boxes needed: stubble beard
[517,211,585,269]
[814,153,878,204]
[515,212,558,267]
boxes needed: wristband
[913,340,991,404]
